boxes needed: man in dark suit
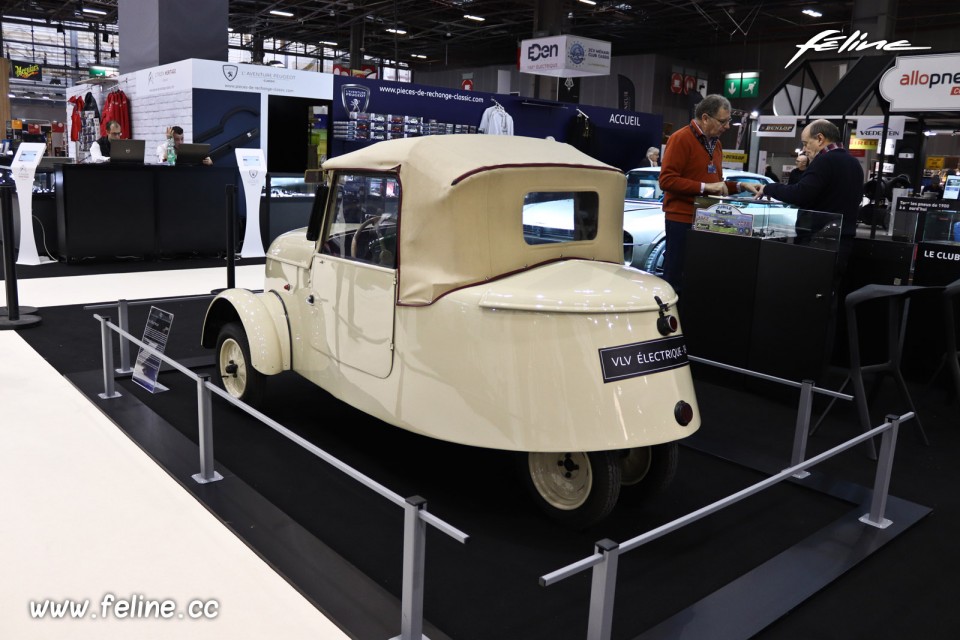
[744,119,863,241]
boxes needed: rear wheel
[521,451,621,529]
[216,321,266,408]
[618,443,679,505]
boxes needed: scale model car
[202,135,700,527]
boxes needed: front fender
[201,289,291,375]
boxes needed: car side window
[322,172,400,268]
[522,191,599,245]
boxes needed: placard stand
[10,142,54,266]
[236,148,267,258]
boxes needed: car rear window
[522,191,599,245]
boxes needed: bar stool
[811,283,930,458]
[923,277,960,409]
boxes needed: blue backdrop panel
[330,76,661,172]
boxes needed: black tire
[617,442,679,505]
[519,451,621,529]
[215,321,266,408]
[643,240,666,277]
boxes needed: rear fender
[201,290,291,374]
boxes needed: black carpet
[16,300,960,640]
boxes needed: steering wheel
[350,215,382,259]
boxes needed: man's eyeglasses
[707,114,731,126]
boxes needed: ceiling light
[578,0,597,5]
[320,41,338,46]
[464,14,485,22]
[269,9,294,17]
[411,54,427,59]
[228,27,234,32]
[802,9,822,18]
[82,7,107,15]
[386,28,406,34]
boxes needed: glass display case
[262,173,316,199]
[920,210,960,245]
[693,195,842,251]
[260,173,317,245]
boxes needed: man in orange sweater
[659,94,742,292]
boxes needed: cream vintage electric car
[202,135,700,527]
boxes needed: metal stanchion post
[192,375,223,484]
[790,379,815,478]
[860,414,900,529]
[115,299,133,374]
[226,184,236,290]
[0,185,41,329]
[391,496,430,640]
[586,539,620,640]
[97,315,121,399]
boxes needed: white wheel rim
[620,447,652,487]
[219,338,247,398]
[528,452,593,511]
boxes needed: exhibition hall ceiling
[2,0,959,68]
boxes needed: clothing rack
[576,108,589,119]
[490,98,504,110]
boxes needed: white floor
[0,266,351,639]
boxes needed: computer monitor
[109,139,145,164]
[942,175,960,200]
[176,143,211,166]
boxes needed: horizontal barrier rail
[688,354,854,401]
[94,312,467,640]
[539,352,906,640]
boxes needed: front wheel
[520,451,621,529]
[216,321,266,408]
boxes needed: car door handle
[306,294,315,304]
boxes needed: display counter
[913,210,960,286]
[55,163,241,261]
[682,198,842,382]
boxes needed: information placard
[132,306,174,393]
[235,148,267,258]
[10,142,48,265]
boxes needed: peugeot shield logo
[341,83,371,114]
[222,65,239,81]
[248,170,259,179]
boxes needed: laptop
[109,139,145,164]
[176,143,211,166]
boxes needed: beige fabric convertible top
[322,134,627,305]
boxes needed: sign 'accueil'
[519,35,611,78]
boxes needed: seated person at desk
[88,120,122,162]
[157,126,212,165]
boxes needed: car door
[308,172,398,379]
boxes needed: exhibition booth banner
[519,35,612,78]
[855,116,906,140]
[880,53,960,112]
[330,75,661,170]
[134,58,333,99]
[756,116,799,137]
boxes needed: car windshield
[626,170,661,200]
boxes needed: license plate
[598,335,689,383]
